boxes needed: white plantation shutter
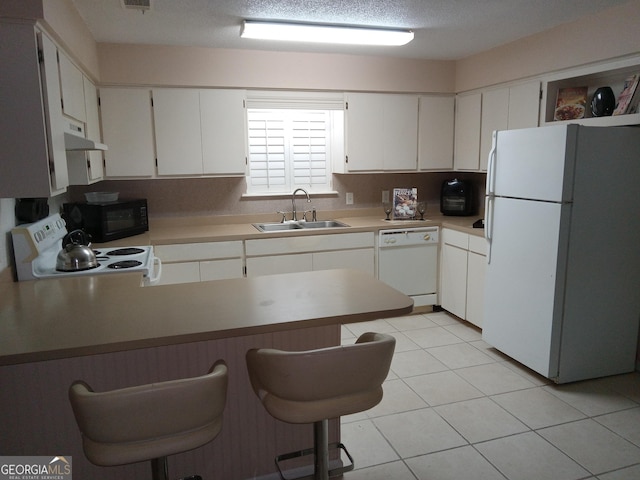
[247,109,337,194]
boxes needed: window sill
[241,191,339,199]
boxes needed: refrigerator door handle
[486,130,498,195]
[484,130,498,264]
[485,194,494,264]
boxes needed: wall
[98,43,455,93]
[41,0,100,79]
[67,172,486,220]
[455,0,640,91]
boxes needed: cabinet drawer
[468,235,487,255]
[155,241,243,262]
[156,262,200,285]
[200,258,244,281]
[442,228,468,249]
[245,232,374,256]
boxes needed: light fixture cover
[241,20,414,46]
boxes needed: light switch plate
[346,192,354,205]
[382,190,390,203]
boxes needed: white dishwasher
[378,226,439,307]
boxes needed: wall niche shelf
[542,56,640,127]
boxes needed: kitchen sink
[253,223,304,232]
[253,220,350,232]
[298,220,349,229]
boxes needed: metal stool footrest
[275,442,354,480]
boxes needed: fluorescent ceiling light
[241,20,414,46]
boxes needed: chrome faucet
[291,188,311,221]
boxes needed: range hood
[64,132,108,151]
[64,121,108,151]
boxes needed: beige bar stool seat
[69,360,228,480]
[246,332,395,480]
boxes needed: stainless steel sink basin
[298,220,350,229]
[253,220,349,232]
[253,223,303,232]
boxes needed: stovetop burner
[107,260,143,269]
[106,247,145,256]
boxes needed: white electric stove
[11,213,161,285]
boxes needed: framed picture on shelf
[393,188,417,220]
[612,74,640,115]
[554,86,588,120]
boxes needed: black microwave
[63,199,149,243]
[440,179,476,216]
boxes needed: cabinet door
[480,88,509,172]
[454,93,482,171]
[418,95,454,170]
[384,94,418,170]
[346,93,418,171]
[345,93,384,171]
[200,89,247,175]
[440,243,468,319]
[466,251,486,328]
[155,262,201,286]
[246,254,312,277]
[83,77,104,181]
[153,88,203,175]
[58,51,86,122]
[507,81,540,130]
[100,88,155,177]
[313,248,374,275]
[200,258,244,281]
[39,33,69,194]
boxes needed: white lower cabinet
[440,228,487,327]
[245,232,375,277]
[153,241,243,286]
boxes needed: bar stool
[246,332,395,480]
[68,360,228,480]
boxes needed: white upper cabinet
[67,77,104,185]
[153,88,203,176]
[479,87,509,171]
[454,92,482,171]
[457,81,540,172]
[83,77,104,181]
[344,93,418,172]
[479,81,540,170]
[100,87,156,178]
[418,95,455,170]
[99,87,247,178]
[0,24,68,197]
[200,89,247,175]
[58,51,86,123]
[507,81,541,129]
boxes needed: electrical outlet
[346,192,354,205]
[382,190,390,203]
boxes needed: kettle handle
[62,229,92,248]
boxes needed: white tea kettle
[56,230,98,272]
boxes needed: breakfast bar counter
[0,269,412,479]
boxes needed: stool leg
[151,457,169,480]
[314,419,329,480]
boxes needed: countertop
[114,210,484,246]
[0,268,413,366]
[0,209,482,366]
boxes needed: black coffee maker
[440,179,475,216]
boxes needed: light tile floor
[340,311,640,480]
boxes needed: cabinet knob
[424,234,431,241]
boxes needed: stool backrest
[69,361,228,466]
[246,332,395,423]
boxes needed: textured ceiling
[71,0,629,60]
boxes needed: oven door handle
[146,256,162,286]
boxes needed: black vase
[591,87,615,117]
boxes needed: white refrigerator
[483,124,640,383]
